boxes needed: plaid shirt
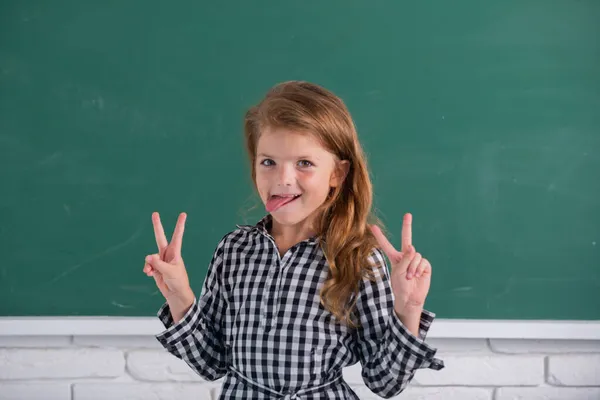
[156,214,444,399]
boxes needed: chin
[268,203,320,226]
[269,211,309,226]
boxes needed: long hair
[243,81,386,328]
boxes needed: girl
[143,81,444,399]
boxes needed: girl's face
[255,127,347,228]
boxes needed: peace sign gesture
[143,212,195,318]
[370,213,432,316]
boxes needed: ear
[330,160,350,188]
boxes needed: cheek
[254,172,269,196]
[300,172,331,197]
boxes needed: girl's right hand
[143,212,195,319]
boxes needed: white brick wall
[0,336,599,400]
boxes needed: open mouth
[266,194,302,212]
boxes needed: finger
[143,263,154,277]
[143,263,155,274]
[152,212,169,256]
[415,258,430,278]
[171,212,187,255]
[406,252,422,280]
[152,272,168,292]
[396,246,416,273]
[369,224,400,261]
[401,213,413,253]
[145,254,171,274]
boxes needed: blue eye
[298,160,313,168]
[260,159,274,166]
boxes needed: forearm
[168,287,196,323]
[360,304,442,398]
[394,305,422,337]
[156,299,228,381]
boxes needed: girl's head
[244,81,383,328]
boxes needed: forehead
[257,127,333,159]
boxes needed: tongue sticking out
[266,195,299,212]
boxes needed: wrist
[394,303,423,319]
[394,305,422,337]
[168,288,195,323]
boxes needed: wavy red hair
[243,81,386,328]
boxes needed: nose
[277,163,295,186]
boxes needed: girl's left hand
[370,213,432,316]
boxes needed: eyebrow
[257,153,319,160]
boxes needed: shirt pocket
[309,326,350,380]
[230,279,270,328]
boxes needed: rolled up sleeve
[355,248,444,398]
[155,239,229,381]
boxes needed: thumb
[145,254,171,274]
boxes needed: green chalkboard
[1,1,599,319]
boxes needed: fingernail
[146,255,152,262]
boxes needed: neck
[269,215,317,247]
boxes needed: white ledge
[1,318,599,339]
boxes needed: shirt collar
[236,214,319,245]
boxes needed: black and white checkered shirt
[156,214,444,399]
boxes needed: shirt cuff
[155,298,202,348]
[389,308,444,370]
[419,309,435,340]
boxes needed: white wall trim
[1,318,599,339]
